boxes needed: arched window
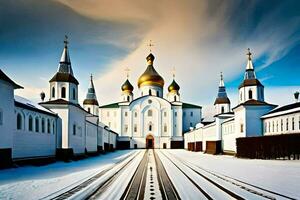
[286,118,289,131]
[127,96,130,101]
[134,112,137,118]
[61,87,66,98]
[52,87,55,98]
[17,113,22,130]
[164,124,167,132]
[72,88,76,100]
[88,108,91,113]
[28,116,33,131]
[47,119,51,133]
[73,124,76,135]
[221,106,224,113]
[0,109,3,125]
[35,117,39,132]
[52,122,55,134]
[148,110,153,117]
[149,123,153,131]
[292,117,295,130]
[41,118,45,133]
[248,90,253,99]
[156,91,159,97]
[149,89,152,96]
[174,96,177,102]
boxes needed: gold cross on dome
[147,40,154,52]
[125,67,130,78]
[171,67,176,79]
[246,48,252,59]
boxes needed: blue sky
[0,0,300,115]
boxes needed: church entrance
[146,134,154,149]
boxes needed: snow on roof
[261,102,300,119]
[14,95,56,115]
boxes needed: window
[125,112,128,117]
[134,112,137,118]
[52,87,55,98]
[149,89,152,95]
[88,108,91,113]
[35,117,39,132]
[268,122,270,132]
[164,112,167,117]
[17,113,22,130]
[127,96,130,101]
[264,122,267,133]
[174,96,177,102]
[175,112,177,117]
[134,124,137,132]
[149,123,152,131]
[240,92,243,101]
[72,88,76,100]
[47,119,51,133]
[73,124,76,135]
[61,87,66,98]
[190,112,193,117]
[272,121,274,132]
[281,119,283,132]
[52,122,55,134]
[190,122,193,127]
[292,118,295,130]
[240,124,244,133]
[164,124,167,132]
[221,106,224,113]
[248,90,253,99]
[276,121,279,132]
[29,116,33,131]
[299,117,300,130]
[286,118,289,131]
[156,91,159,96]
[148,110,152,117]
[124,125,128,133]
[41,118,45,133]
[0,109,3,125]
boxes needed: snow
[0,150,137,200]
[14,95,54,114]
[161,149,300,199]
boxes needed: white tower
[238,48,264,104]
[49,36,79,104]
[214,72,230,115]
[83,74,99,115]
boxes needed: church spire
[219,72,224,87]
[214,72,230,105]
[244,48,256,79]
[58,35,73,75]
[83,74,99,106]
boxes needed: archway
[146,134,154,149]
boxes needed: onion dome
[168,79,180,92]
[121,79,134,92]
[83,74,99,106]
[137,53,165,88]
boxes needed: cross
[171,67,176,79]
[246,48,252,60]
[125,67,130,78]
[64,35,69,47]
[220,72,223,80]
[147,40,154,52]
[90,73,93,80]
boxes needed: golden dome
[121,79,134,92]
[168,79,180,92]
[138,53,165,88]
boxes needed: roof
[238,79,263,89]
[40,99,88,113]
[83,99,99,106]
[214,97,230,105]
[233,99,277,110]
[182,102,202,109]
[49,72,79,85]
[99,102,120,108]
[262,102,300,118]
[0,69,23,89]
[15,95,57,117]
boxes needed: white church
[0,37,299,167]
[184,49,300,155]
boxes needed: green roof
[182,102,202,109]
[99,102,120,108]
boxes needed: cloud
[56,0,300,113]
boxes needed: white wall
[221,119,236,152]
[85,121,98,152]
[263,113,300,135]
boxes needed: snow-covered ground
[0,150,138,200]
[162,149,300,199]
